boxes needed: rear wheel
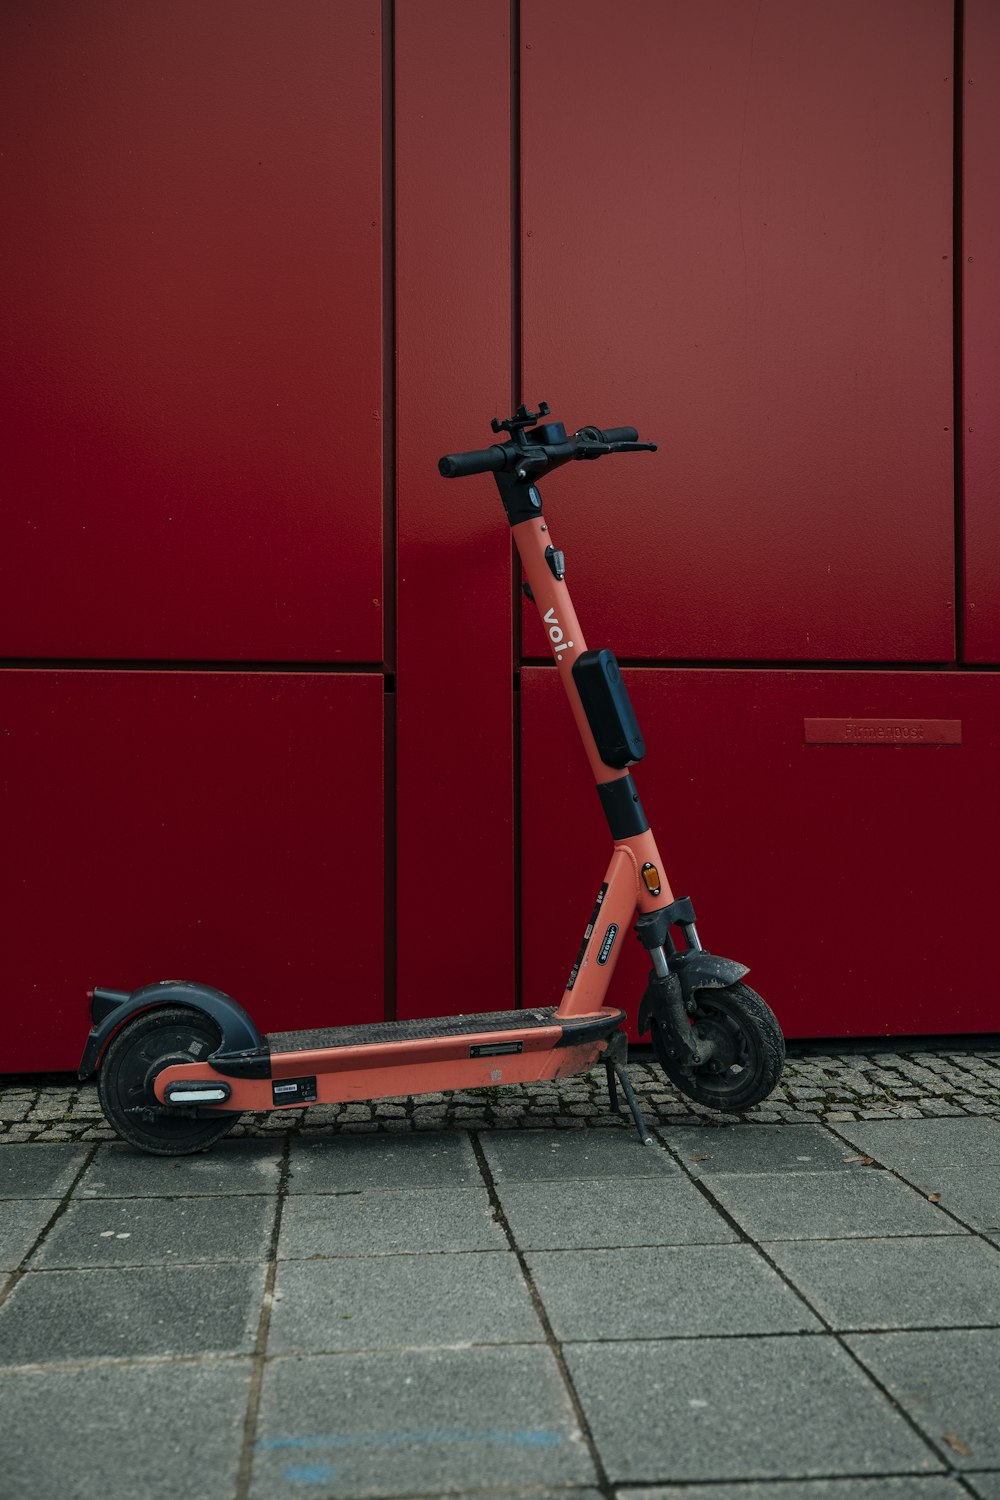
[97,1005,240,1155]
[651,982,784,1112]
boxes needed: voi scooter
[79,402,786,1154]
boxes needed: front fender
[637,951,750,1035]
[671,950,749,1006]
[78,980,267,1079]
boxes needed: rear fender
[78,981,267,1080]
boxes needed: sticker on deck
[272,1076,318,1106]
[470,1041,523,1058]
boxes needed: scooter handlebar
[438,421,655,480]
[438,445,507,479]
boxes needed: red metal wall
[516,0,995,1041]
[519,0,955,663]
[964,0,1000,661]
[1,0,384,662]
[1,1,996,1071]
[394,0,516,1019]
[1,0,387,1071]
[1,673,383,1072]
[522,667,1000,1040]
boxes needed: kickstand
[603,1033,655,1147]
[605,1060,620,1116]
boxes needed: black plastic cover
[572,650,646,768]
[597,776,649,838]
[634,896,698,951]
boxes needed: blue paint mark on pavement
[283,1465,339,1484]
[258,1427,564,1453]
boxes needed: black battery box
[571,649,646,768]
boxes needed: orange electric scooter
[80,402,785,1155]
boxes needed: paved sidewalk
[1,1109,999,1499]
[3,1043,1000,1143]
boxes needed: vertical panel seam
[382,0,398,1021]
[511,0,524,1009]
[953,0,966,666]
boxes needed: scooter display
[80,402,785,1154]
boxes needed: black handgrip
[438,445,507,479]
[597,426,638,445]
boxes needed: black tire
[651,982,785,1112]
[97,1005,240,1155]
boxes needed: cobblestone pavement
[3,1044,998,1143]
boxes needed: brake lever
[575,440,658,461]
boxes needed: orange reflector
[642,863,661,893]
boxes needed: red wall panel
[963,0,1000,662]
[0,4,990,1070]
[394,0,516,1017]
[522,666,999,1039]
[0,0,383,661]
[520,0,954,663]
[0,671,383,1072]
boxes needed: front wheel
[97,1005,240,1155]
[651,982,785,1112]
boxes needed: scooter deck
[156,1005,627,1112]
[266,1006,564,1054]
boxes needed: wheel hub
[693,1004,749,1076]
[141,1047,193,1102]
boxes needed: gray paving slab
[0,1360,253,1500]
[0,1263,265,1363]
[31,1193,278,1267]
[268,1251,541,1353]
[495,1173,736,1250]
[287,1130,480,1192]
[0,1143,88,1198]
[250,1346,596,1497]
[968,1475,1000,1500]
[279,1186,506,1258]
[765,1235,1000,1330]
[565,1336,942,1483]
[835,1118,1000,1174]
[0,1199,57,1270]
[847,1328,1000,1469]
[527,1244,820,1340]
[705,1168,962,1240]
[480,1128,677,1183]
[660,1123,857,1176]
[76,1138,281,1197]
[833,1120,1000,1228]
[619,1480,966,1499]
[893,1169,1000,1232]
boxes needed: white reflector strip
[168,1088,228,1103]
